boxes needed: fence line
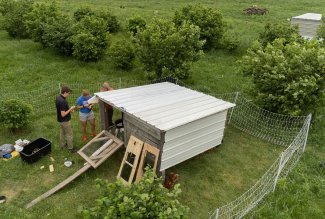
[209,97,311,219]
[1,77,311,219]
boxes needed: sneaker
[82,135,88,142]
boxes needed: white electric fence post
[228,92,239,125]
[119,77,122,89]
[273,152,284,192]
[302,114,312,152]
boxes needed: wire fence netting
[1,77,311,219]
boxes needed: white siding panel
[162,128,225,158]
[160,138,222,170]
[160,111,227,170]
[163,123,225,151]
[164,111,227,142]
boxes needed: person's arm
[76,97,86,110]
[61,106,75,117]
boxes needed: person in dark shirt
[56,86,75,152]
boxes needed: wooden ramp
[25,131,123,209]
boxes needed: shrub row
[0,1,118,61]
[0,1,239,76]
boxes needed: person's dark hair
[61,86,72,94]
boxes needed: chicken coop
[93,82,235,171]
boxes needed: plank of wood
[92,136,110,143]
[90,142,118,160]
[135,143,160,182]
[91,139,113,157]
[93,143,123,168]
[25,163,91,209]
[49,165,54,172]
[25,131,125,209]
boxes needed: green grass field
[0,0,324,218]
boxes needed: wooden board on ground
[135,143,160,182]
[25,131,124,209]
[117,136,144,185]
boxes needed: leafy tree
[173,4,225,50]
[128,15,146,35]
[73,7,95,21]
[134,18,204,79]
[2,0,33,39]
[0,99,33,131]
[240,39,325,115]
[220,30,240,52]
[74,7,119,33]
[259,23,304,48]
[42,15,74,55]
[0,0,15,16]
[25,2,60,47]
[81,168,189,219]
[71,16,109,61]
[108,39,135,70]
[97,10,119,33]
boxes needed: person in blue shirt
[76,89,96,141]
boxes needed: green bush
[0,99,33,130]
[135,19,204,79]
[220,30,240,52]
[71,16,109,61]
[128,15,146,35]
[259,23,303,48]
[81,168,189,218]
[316,17,325,45]
[42,15,74,55]
[2,0,33,39]
[73,7,95,22]
[173,4,225,50]
[25,2,60,47]
[0,0,14,16]
[108,39,135,70]
[239,39,325,115]
[74,7,119,33]
[97,10,119,33]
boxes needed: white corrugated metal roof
[95,82,235,131]
[292,13,322,21]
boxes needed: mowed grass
[0,0,324,218]
[0,117,282,219]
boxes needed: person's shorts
[79,111,95,122]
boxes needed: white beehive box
[291,13,322,39]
